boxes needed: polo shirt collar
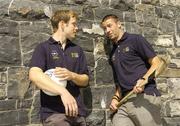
[48,37,73,47]
[116,32,128,45]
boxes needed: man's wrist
[71,72,76,80]
[112,95,121,102]
[140,77,146,80]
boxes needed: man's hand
[60,90,78,117]
[110,98,119,112]
[133,79,146,94]
[55,67,75,81]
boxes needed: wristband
[140,77,146,80]
[112,95,121,102]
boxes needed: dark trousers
[42,113,86,126]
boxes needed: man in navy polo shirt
[29,10,89,126]
[101,14,162,126]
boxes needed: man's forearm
[29,67,67,96]
[71,72,89,87]
[142,56,161,79]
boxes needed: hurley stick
[116,55,170,108]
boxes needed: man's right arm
[110,86,121,112]
[29,67,78,117]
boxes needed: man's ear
[58,21,65,31]
[117,21,121,28]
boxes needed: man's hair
[101,14,119,24]
[50,10,78,33]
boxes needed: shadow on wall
[81,86,93,116]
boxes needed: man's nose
[106,28,110,34]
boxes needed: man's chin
[68,36,75,41]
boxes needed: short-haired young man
[29,10,89,126]
[101,14,162,126]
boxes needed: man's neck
[114,30,124,43]
[52,32,67,50]
[52,32,67,44]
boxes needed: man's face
[64,17,78,40]
[101,18,121,42]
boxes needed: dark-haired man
[101,14,162,126]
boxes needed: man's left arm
[133,56,161,93]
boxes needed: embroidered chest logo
[112,54,115,61]
[51,50,60,60]
[122,46,130,53]
[71,52,79,58]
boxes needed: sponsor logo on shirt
[71,52,79,58]
[122,46,130,53]
[112,54,115,61]
[51,50,60,60]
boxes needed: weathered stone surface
[0,85,6,100]
[82,84,114,109]
[175,19,180,47]
[87,66,95,86]
[19,21,51,35]
[78,19,93,30]
[0,99,16,111]
[0,19,18,36]
[83,23,104,35]
[94,37,106,58]
[82,6,94,20]
[135,4,158,27]
[23,51,33,67]
[161,6,180,20]
[17,99,33,109]
[167,48,180,58]
[170,59,180,68]
[160,0,180,7]
[86,110,106,126]
[74,33,94,52]
[160,69,180,78]
[159,18,175,34]
[31,91,41,123]
[75,0,87,4]
[156,78,168,95]
[162,117,180,126]
[8,67,30,99]
[82,0,100,6]
[0,110,29,125]
[85,51,94,67]
[0,35,21,66]
[51,5,82,16]
[167,78,180,99]
[143,27,158,38]
[162,100,180,117]
[125,22,142,34]
[21,30,49,53]
[155,35,174,47]
[7,0,47,21]
[110,0,139,11]
[95,58,114,85]
[0,72,7,83]
[83,86,114,109]
[94,8,123,21]
[141,0,159,5]
[39,0,67,4]
[123,12,136,22]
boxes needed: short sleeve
[136,35,156,60]
[29,43,46,71]
[78,48,89,75]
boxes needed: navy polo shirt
[110,32,160,96]
[29,37,89,120]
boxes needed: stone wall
[0,0,180,125]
